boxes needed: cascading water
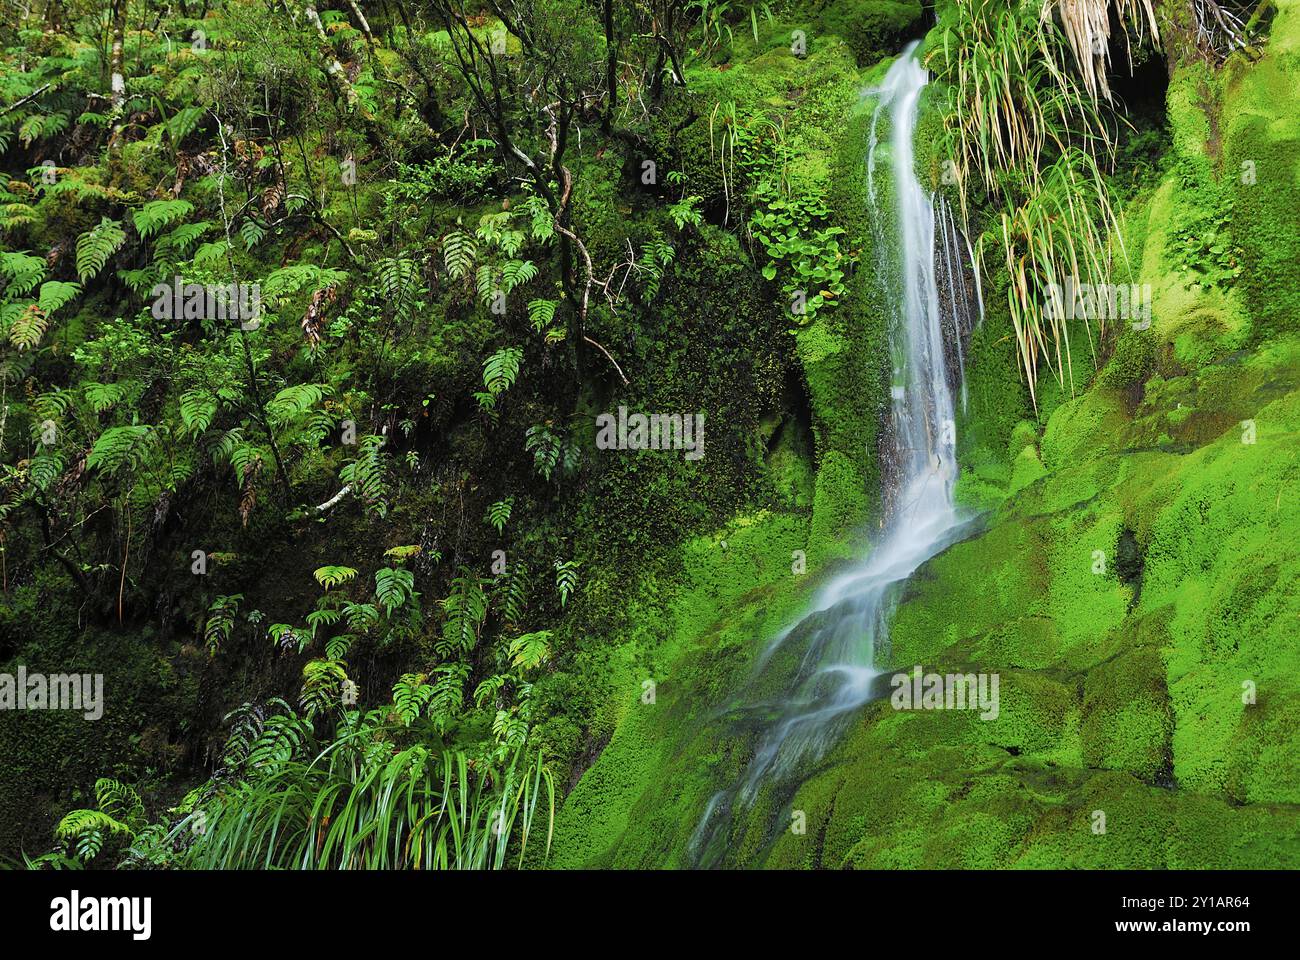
[689,43,981,867]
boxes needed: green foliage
[440,569,487,656]
[204,594,244,655]
[442,229,477,280]
[480,346,523,410]
[75,218,126,282]
[133,199,195,239]
[313,565,359,589]
[375,566,417,617]
[750,186,851,321]
[486,497,514,533]
[553,559,580,608]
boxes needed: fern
[393,673,433,726]
[236,213,267,248]
[180,390,218,436]
[383,544,424,562]
[508,630,552,672]
[501,259,538,291]
[54,809,132,843]
[527,298,557,331]
[36,279,80,314]
[83,381,127,414]
[267,383,327,423]
[374,566,416,616]
[300,658,348,719]
[86,425,153,476]
[30,387,74,421]
[497,561,530,625]
[442,229,476,280]
[520,193,555,243]
[325,632,356,660]
[0,251,47,296]
[193,240,231,270]
[440,569,487,655]
[204,594,243,655]
[375,256,421,320]
[344,601,380,633]
[246,712,312,769]
[554,559,581,608]
[133,199,194,239]
[313,565,359,589]
[474,674,508,708]
[28,452,65,491]
[340,435,390,517]
[262,264,347,301]
[427,663,470,731]
[8,304,47,351]
[95,778,146,832]
[475,263,498,305]
[481,346,523,401]
[75,217,126,281]
[486,496,513,533]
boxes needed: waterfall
[688,44,980,868]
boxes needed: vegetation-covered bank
[0,0,1294,869]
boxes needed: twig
[0,83,50,116]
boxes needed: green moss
[810,0,925,66]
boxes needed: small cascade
[688,42,982,868]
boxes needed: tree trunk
[109,0,127,108]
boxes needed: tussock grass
[933,0,1160,407]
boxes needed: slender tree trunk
[109,0,127,108]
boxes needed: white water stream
[689,44,980,866]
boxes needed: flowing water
[688,44,981,867]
